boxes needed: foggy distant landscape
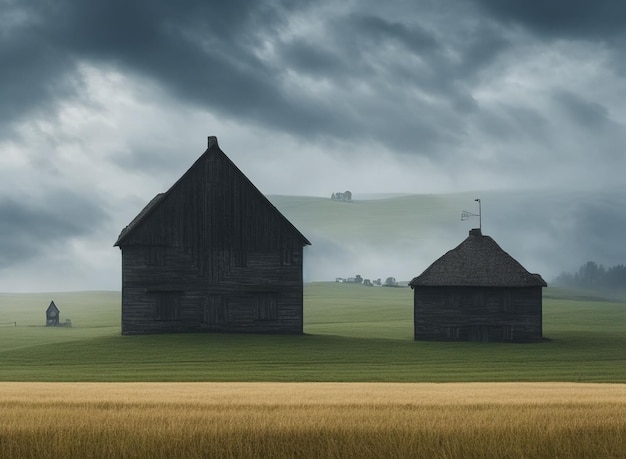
[269,187,626,287]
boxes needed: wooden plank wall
[413,286,543,342]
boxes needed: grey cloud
[2,0,624,172]
[552,90,611,129]
[476,104,551,145]
[0,190,107,269]
[1,1,294,125]
[279,40,347,77]
[0,9,74,128]
[347,14,441,54]
[472,0,626,39]
[1,0,513,157]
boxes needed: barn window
[502,325,513,340]
[204,295,228,325]
[153,292,180,321]
[256,293,277,321]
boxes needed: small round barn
[409,229,547,343]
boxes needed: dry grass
[2,382,626,458]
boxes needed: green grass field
[1,284,625,382]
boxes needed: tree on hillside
[384,277,397,287]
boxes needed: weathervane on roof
[461,198,481,230]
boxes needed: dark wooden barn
[409,228,547,342]
[114,136,310,335]
[46,301,59,326]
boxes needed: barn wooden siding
[413,286,543,342]
[116,137,309,335]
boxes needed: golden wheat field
[1,382,626,458]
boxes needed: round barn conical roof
[409,229,547,288]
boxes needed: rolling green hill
[1,286,625,382]
[268,193,473,245]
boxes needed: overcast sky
[1,0,626,291]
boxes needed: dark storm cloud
[5,0,625,160]
[347,15,440,53]
[279,39,346,77]
[1,1,298,127]
[52,0,374,143]
[336,13,505,104]
[0,190,107,269]
[0,1,76,129]
[273,10,508,154]
[472,0,626,38]
[2,0,515,156]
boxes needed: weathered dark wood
[412,286,543,342]
[115,136,310,335]
[409,229,546,343]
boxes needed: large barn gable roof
[409,229,547,288]
[114,136,310,247]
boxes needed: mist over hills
[268,189,626,284]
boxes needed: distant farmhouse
[409,228,546,342]
[115,136,310,335]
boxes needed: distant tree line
[553,261,626,291]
